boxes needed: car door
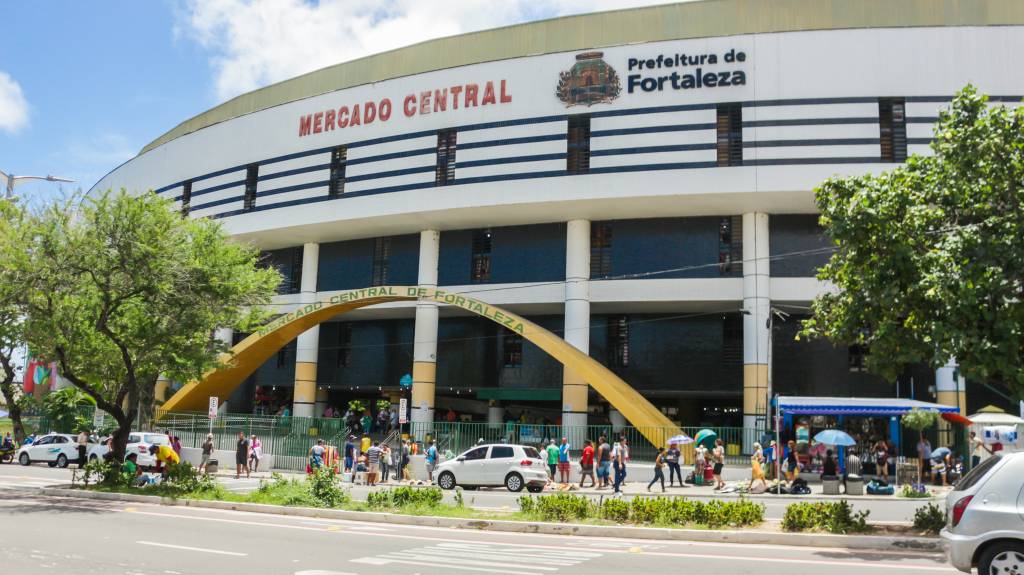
[486,446,517,485]
[28,435,53,460]
[456,446,489,485]
[53,436,73,461]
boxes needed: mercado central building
[94,0,1023,438]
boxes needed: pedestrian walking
[343,435,357,473]
[425,439,439,482]
[748,442,767,491]
[76,430,89,469]
[785,440,799,483]
[366,441,382,485]
[647,447,667,492]
[665,442,682,487]
[309,439,326,470]
[200,434,214,473]
[596,435,611,489]
[579,439,595,488]
[400,439,411,481]
[249,434,262,472]
[612,436,628,495]
[916,433,933,482]
[235,431,250,479]
[557,437,571,484]
[380,443,391,482]
[545,440,559,479]
[712,438,726,490]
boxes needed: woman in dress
[748,442,767,490]
[249,434,262,472]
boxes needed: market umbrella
[941,412,973,426]
[667,434,693,445]
[694,429,717,448]
[931,447,951,461]
[813,429,857,447]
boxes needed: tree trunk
[0,356,27,444]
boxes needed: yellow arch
[162,286,679,447]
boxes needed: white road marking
[345,525,391,531]
[352,542,600,574]
[136,540,247,556]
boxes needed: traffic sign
[208,396,219,419]
[92,407,105,429]
[399,373,412,388]
[399,398,408,424]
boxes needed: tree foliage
[41,387,95,434]
[0,199,31,442]
[901,408,939,432]
[801,86,1024,398]
[19,190,280,461]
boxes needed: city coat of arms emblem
[555,51,621,107]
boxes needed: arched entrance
[161,286,679,446]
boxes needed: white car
[942,452,1024,574]
[124,432,171,469]
[16,434,103,468]
[434,444,548,492]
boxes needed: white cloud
[177,0,682,102]
[0,71,30,134]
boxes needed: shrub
[901,484,931,498]
[600,498,630,523]
[519,494,765,527]
[72,459,122,487]
[913,503,946,534]
[161,461,217,495]
[517,495,535,514]
[367,486,443,510]
[307,466,349,508]
[782,501,870,534]
[533,493,595,522]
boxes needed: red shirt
[581,445,594,465]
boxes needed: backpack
[867,480,895,495]
[790,484,811,495]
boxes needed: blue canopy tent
[773,396,961,480]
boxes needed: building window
[329,145,347,198]
[716,103,743,167]
[608,315,630,368]
[471,229,492,283]
[722,313,743,367]
[290,247,303,294]
[567,114,591,174]
[848,344,869,373]
[435,129,457,186]
[244,164,258,211]
[879,98,907,163]
[372,237,390,286]
[276,341,294,368]
[503,332,523,368]
[718,216,742,275]
[590,222,612,278]
[181,180,192,217]
[336,323,352,367]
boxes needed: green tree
[41,387,95,434]
[0,198,32,443]
[801,86,1024,398]
[20,190,280,463]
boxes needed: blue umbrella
[814,429,857,447]
[667,434,693,445]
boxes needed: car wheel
[18,452,30,466]
[56,454,69,468]
[979,542,1024,575]
[505,473,524,492]
[527,484,544,493]
[437,471,456,490]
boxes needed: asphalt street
[0,481,955,575]
[0,463,944,523]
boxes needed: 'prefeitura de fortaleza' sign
[256,286,526,337]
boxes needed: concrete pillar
[742,213,770,452]
[214,328,234,413]
[936,358,967,446]
[563,220,591,442]
[411,230,440,432]
[292,242,320,418]
[314,388,329,417]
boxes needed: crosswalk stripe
[351,556,549,575]
[351,543,602,574]
[400,549,576,567]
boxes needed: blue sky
[1,0,675,203]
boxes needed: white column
[742,213,770,452]
[563,219,591,441]
[214,327,234,413]
[292,242,320,418]
[936,358,966,446]
[411,230,440,432]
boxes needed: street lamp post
[1,170,74,200]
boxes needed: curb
[38,487,943,553]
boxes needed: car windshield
[144,434,169,445]
[953,455,1002,491]
[523,447,541,459]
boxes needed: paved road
[0,483,954,575]
[0,463,944,523]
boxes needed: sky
[1,0,680,204]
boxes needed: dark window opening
[372,237,391,286]
[181,180,192,217]
[722,313,743,367]
[718,215,743,275]
[290,247,303,294]
[608,315,630,368]
[471,229,492,283]
[336,323,352,367]
[329,145,347,197]
[879,98,907,163]
[436,129,457,186]
[244,164,258,211]
[503,331,523,368]
[849,344,869,373]
[567,114,591,174]
[716,103,743,167]
[590,222,612,278]
[276,341,294,368]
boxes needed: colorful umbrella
[667,434,693,445]
[694,429,717,448]
[813,429,857,447]
[941,412,973,426]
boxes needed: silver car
[941,452,1024,573]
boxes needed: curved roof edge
[140,0,1024,155]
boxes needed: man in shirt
[425,440,439,482]
[612,437,628,495]
[970,431,991,468]
[309,439,326,470]
[149,443,180,478]
[844,448,862,491]
[234,431,250,479]
[665,443,682,487]
[579,440,595,488]
[557,437,571,484]
[917,434,933,481]
[343,435,357,473]
[545,440,559,480]
[366,441,382,486]
[595,435,611,489]
[77,430,89,469]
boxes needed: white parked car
[16,433,103,468]
[434,444,548,492]
[125,432,171,469]
[942,452,1024,574]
